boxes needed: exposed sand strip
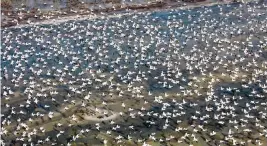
[6,1,238,29]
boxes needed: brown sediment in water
[1,0,12,9]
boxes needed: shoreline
[1,0,247,29]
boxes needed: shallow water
[11,0,68,11]
[1,1,267,145]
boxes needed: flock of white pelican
[1,1,267,146]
